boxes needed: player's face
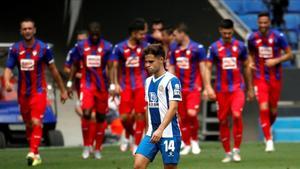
[258,16,271,34]
[145,54,164,75]
[173,30,184,44]
[89,30,101,44]
[219,28,233,43]
[20,21,36,41]
[133,29,147,43]
[152,23,163,33]
[162,31,174,44]
[77,33,88,41]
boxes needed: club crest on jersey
[97,47,103,53]
[186,50,191,55]
[136,47,142,54]
[159,85,164,92]
[32,50,37,56]
[232,46,237,52]
[268,38,274,44]
[20,59,34,71]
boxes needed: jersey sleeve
[110,45,121,62]
[278,32,289,50]
[104,43,113,64]
[206,45,216,62]
[246,34,255,53]
[239,43,248,61]
[167,77,182,101]
[196,44,206,62]
[6,46,18,70]
[44,45,55,65]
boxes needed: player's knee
[134,162,146,169]
[83,110,91,120]
[96,113,106,123]
[31,118,41,126]
[232,111,242,119]
[187,109,197,117]
[135,114,145,120]
[259,102,269,111]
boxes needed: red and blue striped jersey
[247,29,289,81]
[70,38,113,91]
[207,38,248,92]
[6,39,54,96]
[110,39,149,90]
[169,40,206,91]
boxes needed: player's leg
[178,91,191,155]
[269,80,282,126]
[255,80,273,152]
[186,91,201,155]
[160,137,181,169]
[119,89,134,152]
[29,93,47,166]
[93,91,109,159]
[134,136,158,169]
[133,88,146,154]
[231,90,245,162]
[81,89,94,159]
[216,92,231,163]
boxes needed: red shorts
[119,88,146,115]
[254,79,282,109]
[216,90,245,121]
[80,88,108,114]
[18,93,47,122]
[178,90,201,117]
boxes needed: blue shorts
[135,135,181,165]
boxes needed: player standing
[247,12,292,152]
[110,18,148,153]
[4,18,68,166]
[134,44,182,169]
[67,22,113,159]
[204,19,254,163]
[168,23,205,155]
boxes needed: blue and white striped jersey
[145,72,182,138]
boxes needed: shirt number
[164,140,175,152]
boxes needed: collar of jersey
[152,72,166,83]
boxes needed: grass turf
[0,142,299,169]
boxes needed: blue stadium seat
[284,14,300,30]
[273,117,300,142]
[287,0,300,13]
[240,14,258,30]
[242,0,268,14]
[224,0,244,14]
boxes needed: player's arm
[243,56,255,101]
[3,68,13,92]
[151,100,178,143]
[204,46,216,100]
[48,63,68,103]
[168,50,176,74]
[110,45,122,94]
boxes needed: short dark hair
[128,18,146,35]
[143,44,165,59]
[162,25,174,35]
[258,12,270,18]
[174,22,189,34]
[219,19,234,29]
[20,18,35,27]
[88,22,101,33]
[151,18,164,26]
[76,29,88,35]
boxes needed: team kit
[3,11,292,168]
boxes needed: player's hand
[115,84,122,94]
[246,88,255,101]
[202,89,208,100]
[60,90,68,104]
[75,105,83,117]
[151,128,163,143]
[207,87,216,101]
[265,58,279,67]
[249,61,256,70]
[75,72,82,79]
[5,82,13,92]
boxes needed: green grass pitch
[0,142,299,169]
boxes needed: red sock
[30,124,42,154]
[270,111,277,126]
[233,116,243,149]
[81,118,89,146]
[219,120,230,153]
[88,121,97,146]
[95,121,106,150]
[180,117,191,146]
[122,117,134,139]
[134,119,145,145]
[260,109,271,140]
[190,116,199,141]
